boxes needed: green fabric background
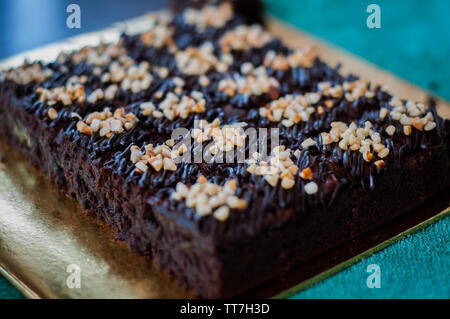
[0,276,24,299]
[1,0,449,299]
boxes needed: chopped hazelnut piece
[411,118,424,131]
[385,125,396,136]
[300,167,313,180]
[281,177,295,190]
[363,151,373,162]
[47,107,58,120]
[219,67,279,97]
[304,181,318,195]
[183,2,233,31]
[4,62,53,85]
[424,121,436,131]
[379,108,389,120]
[403,125,412,136]
[213,206,230,222]
[135,161,148,173]
[220,25,272,53]
[378,148,389,158]
[78,107,137,137]
[374,160,386,170]
[76,121,92,135]
[264,47,319,70]
[301,138,317,148]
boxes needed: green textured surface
[1,0,449,299]
[289,216,450,299]
[0,276,24,299]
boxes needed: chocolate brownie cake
[0,1,449,298]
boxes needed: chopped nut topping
[173,77,185,88]
[76,121,93,135]
[301,138,317,149]
[140,102,156,116]
[220,25,273,53]
[374,160,386,170]
[213,206,230,222]
[424,121,436,131]
[37,84,85,106]
[102,59,154,96]
[155,66,169,79]
[87,88,104,104]
[379,107,389,120]
[400,113,412,125]
[81,56,152,104]
[318,79,375,102]
[71,42,126,66]
[387,96,436,133]
[140,91,206,120]
[1,62,53,85]
[104,85,119,100]
[281,177,295,189]
[362,151,373,162]
[192,118,247,155]
[378,148,389,158]
[317,81,343,99]
[320,121,389,165]
[131,143,177,173]
[260,94,318,126]
[135,161,148,173]
[403,125,412,136]
[70,112,82,120]
[300,167,313,180]
[240,62,254,75]
[47,107,58,120]
[183,2,233,31]
[304,181,318,195]
[263,47,319,70]
[246,146,299,189]
[218,66,279,97]
[385,125,396,136]
[172,176,247,221]
[67,75,88,86]
[77,107,137,138]
[140,24,174,48]
[175,42,230,75]
[199,75,211,87]
[411,118,424,131]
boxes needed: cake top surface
[0,1,447,238]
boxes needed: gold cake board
[0,14,449,299]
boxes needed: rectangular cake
[0,1,449,298]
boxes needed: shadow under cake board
[0,14,449,298]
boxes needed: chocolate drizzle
[0,2,449,241]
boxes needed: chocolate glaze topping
[0,1,448,243]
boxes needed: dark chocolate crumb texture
[0,1,449,298]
